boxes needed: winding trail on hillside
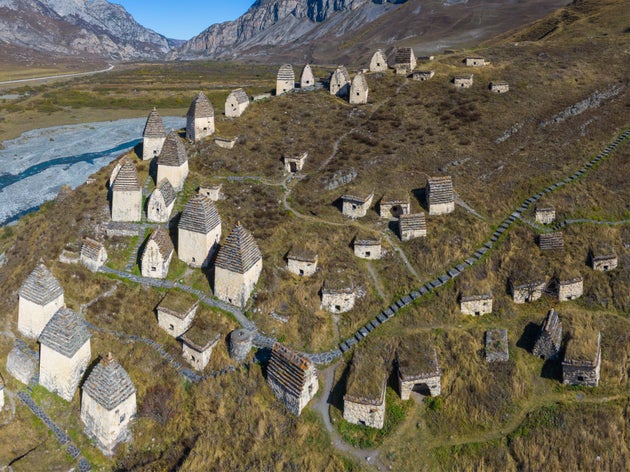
[0,64,114,86]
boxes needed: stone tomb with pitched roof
[370,49,388,72]
[147,178,176,223]
[156,290,199,338]
[178,194,222,268]
[393,47,417,75]
[426,176,455,215]
[562,329,601,387]
[267,343,318,416]
[300,64,315,88]
[141,228,174,279]
[214,223,262,308]
[225,88,249,118]
[81,353,136,455]
[80,237,107,272]
[186,92,215,142]
[330,66,351,97]
[538,232,564,251]
[38,307,91,401]
[287,247,318,277]
[157,130,189,192]
[396,334,441,400]
[349,72,369,105]
[110,159,142,222]
[276,64,295,95]
[398,213,427,241]
[142,108,166,160]
[18,262,65,339]
[321,279,355,314]
[532,309,562,360]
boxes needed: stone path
[17,391,92,471]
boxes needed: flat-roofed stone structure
[539,232,564,251]
[157,130,189,192]
[411,70,435,81]
[489,81,509,93]
[354,237,382,260]
[590,245,617,271]
[562,330,601,387]
[276,64,295,95]
[38,307,91,401]
[532,309,562,360]
[370,49,388,72]
[300,64,315,88]
[186,92,215,142]
[427,176,455,215]
[321,279,355,314]
[535,206,556,224]
[178,194,222,268]
[225,88,249,118]
[156,290,199,338]
[81,353,136,455]
[267,343,318,416]
[555,268,583,302]
[284,152,308,173]
[214,136,238,149]
[330,65,351,97]
[460,291,493,316]
[485,329,509,363]
[287,248,318,277]
[18,263,65,339]
[198,184,222,201]
[111,159,141,222]
[396,334,441,400]
[142,108,166,161]
[214,222,262,308]
[453,74,474,88]
[393,47,416,75]
[509,268,546,304]
[379,194,410,218]
[147,179,176,223]
[398,213,427,241]
[341,192,374,218]
[6,343,37,385]
[80,237,107,272]
[141,228,174,279]
[181,323,220,371]
[465,57,486,66]
[228,329,254,361]
[349,73,369,104]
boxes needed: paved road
[0,64,114,86]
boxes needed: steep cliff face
[0,0,177,60]
[179,0,407,58]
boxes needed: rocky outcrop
[0,0,178,60]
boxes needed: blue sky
[116,1,254,40]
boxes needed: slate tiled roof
[80,237,104,261]
[187,92,214,119]
[158,131,188,167]
[178,195,221,234]
[215,223,262,274]
[539,232,564,251]
[229,88,249,104]
[147,228,174,258]
[83,353,136,411]
[155,179,176,207]
[399,213,426,232]
[394,47,415,65]
[427,176,454,205]
[111,160,140,192]
[143,108,166,138]
[267,343,313,399]
[277,64,295,81]
[39,308,90,358]
[19,263,64,305]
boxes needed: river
[0,116,185,226]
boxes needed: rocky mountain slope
[0,0,178,60]
[178,0,568,63]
